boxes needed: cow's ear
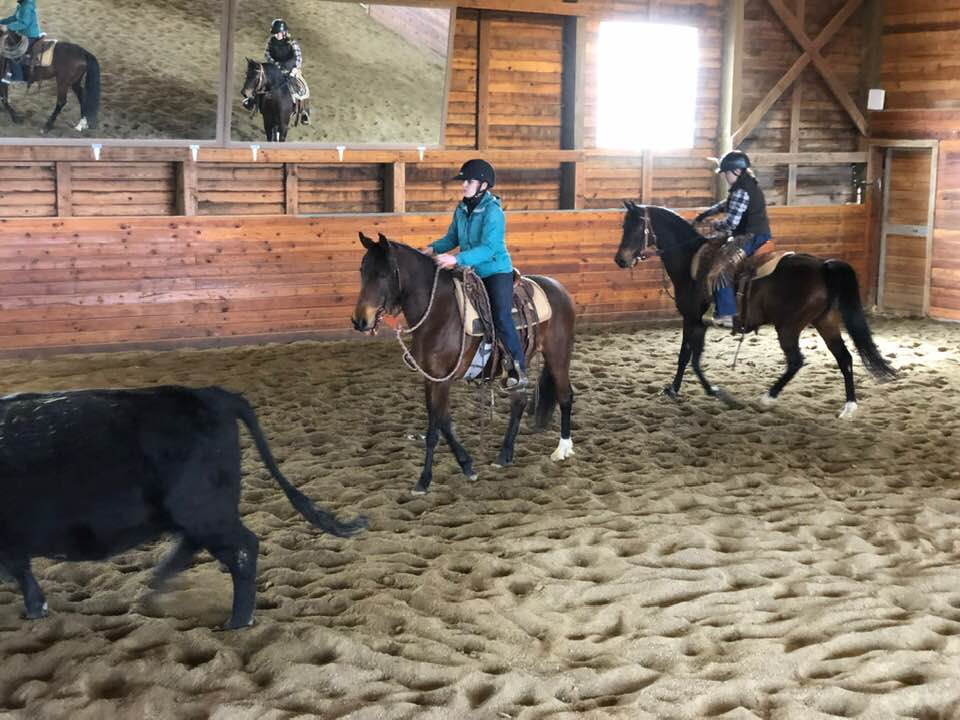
[359,232,376,250]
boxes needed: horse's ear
[623,200,638,212]
[377,232,392,250]
[358,231,376,250]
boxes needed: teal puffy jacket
[429,193,513,278]
[1,0,42,39]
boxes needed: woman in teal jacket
[0,0,43,84]
[426,159,527,390]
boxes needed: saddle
[690,239,792,332]
[453,269,552,382]
[28,38,56,69]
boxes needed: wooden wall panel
[874,1,960,139]
[197,164,285,215]
[0,164,56,218]
[931,140,960,321]
[0,205,866,354]
[297,165,383,214]
[70,163,176,217]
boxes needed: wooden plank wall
[739,0,864,205]
[0,205,867,354]
[932,141,960,321]
[881,149,931,313]
[873,0,960,140]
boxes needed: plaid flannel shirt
[702,188,750,234]
[265,38,302,72]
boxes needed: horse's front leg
[0,84,22,124]
[687,321,721,398]
[493,388,528,468]
[414,381,474,493]
[664,321,694,400]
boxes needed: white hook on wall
[336,145,346,162]
[250,144,260,162]
[189,144,200,162]
[417,145,426,161]
[91,143,102,161]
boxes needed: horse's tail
[83,51,100,128]
[822,259,896,380]
[532,362,558,430]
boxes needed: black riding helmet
[717,150,750,173]
[452,159,495,189]
[271,18,288,35]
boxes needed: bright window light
[597,22,699,151]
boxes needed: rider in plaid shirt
[694,150,772,328]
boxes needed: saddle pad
[36,40,56,67]
[690,239,779,280]
[455,276,553,338]
[753,250,794,280]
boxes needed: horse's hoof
[22,601,49,620]
[838,401,858,420]
[490,461,505,469]
[551,438,574,462]
[467,473,479,482]
[759,393,777,408]
[74,117,89,132]
[662,385,680,401]
[411,484,429,496]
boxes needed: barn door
[878,146,938,315]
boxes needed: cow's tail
[227,391,368,538]
[822,260,897,380]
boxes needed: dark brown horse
[614,202,896,419]
[240,59,295,142]
[0,31,100,133]
[351,232,576,495]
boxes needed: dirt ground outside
[0,317,959,718]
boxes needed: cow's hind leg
[191,523,259,630]
[0,553,47,619]
[148,537,200,592]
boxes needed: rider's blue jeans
[714,233,772,317]
[483,272,526,372]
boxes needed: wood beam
[787,0,805,205]
[640,150,654,204]
[719,0,745,200]
[384,161,406,213]
[55,162,72,217]
[766,0,867,135]
[751,151,868,164]
[734,0,864,146]
[284,163,299,216]
[176,160,198,216]
[476,13,492,150]
[559,161,582,209]
[560,15,585,151]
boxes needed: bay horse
[240,59,294,142]
[351,232,576,495]
[613,202,896,419]
[0,31,100,133]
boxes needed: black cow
[0,385,367,629]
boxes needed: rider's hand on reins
[434,253,457,269]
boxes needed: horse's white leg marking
[74,117,88,132]
[838,401,858,420]
[551,437,574,462]
[759,393,777,408]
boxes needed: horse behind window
[240,58,295,142]
[0,30,100,133]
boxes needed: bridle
[629,206,660,266]
[243,63,268,101]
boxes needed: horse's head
[352,232,402,334]
[241,58,266,100]
[614,200,658,268]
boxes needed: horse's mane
[649,205,704,242]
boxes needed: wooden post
[384,161,406,213]
[718,0,744,200]
[55,161,72,217]
[176,160,198,216]
[641,150,654,205]
[786,0,805,205]
[476,13,492,150]
[560,15,584,151]
[284,163,299,216]
[560,161,582,209]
